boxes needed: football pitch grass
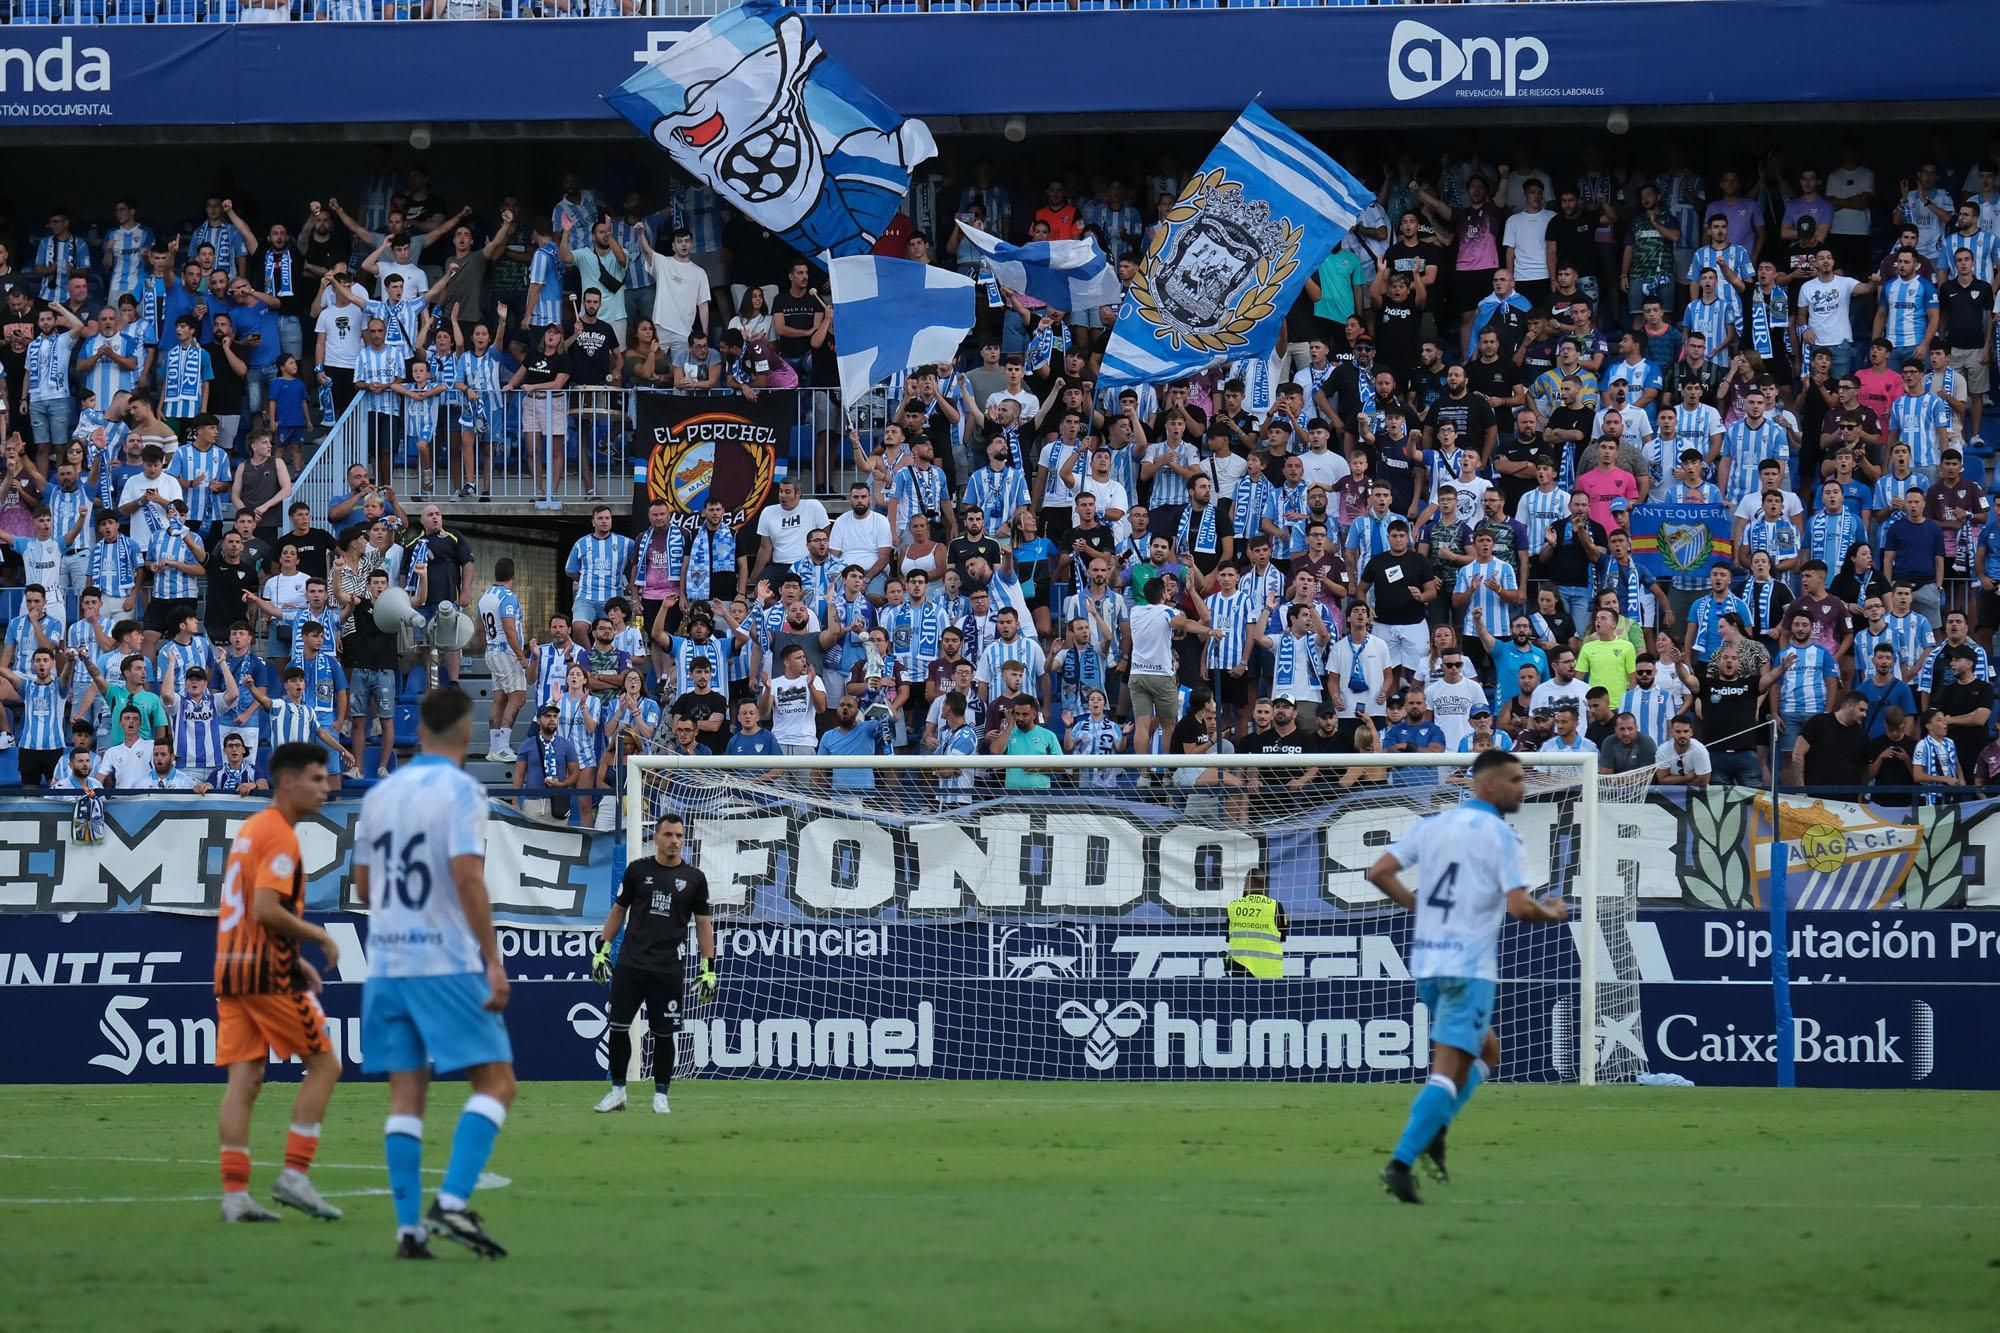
[1,1081,1992,1332]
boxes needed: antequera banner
[4,4,1991,128]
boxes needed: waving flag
[605,0,936,262]
[827,254,975,410]
[953,222,1124,316]
[1099,102,1372,385]
[1630,503,1733,580]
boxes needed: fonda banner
[631,390,785,537]
[1629,501,1732,582]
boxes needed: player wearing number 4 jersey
[1365,750,1570,1204]
[213,742,345,1225]
[355,689,516,1261]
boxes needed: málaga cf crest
[1129,171,1303,356]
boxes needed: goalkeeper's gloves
[590,938,613,984]
[697,959,719,1004]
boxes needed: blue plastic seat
[11,0,56,23]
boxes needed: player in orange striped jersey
[214,741,345,1224]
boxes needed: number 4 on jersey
[1426,863,1459,921]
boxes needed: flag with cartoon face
[606,0,936,262]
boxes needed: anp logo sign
[1387,20,1549,102]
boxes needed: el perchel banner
[631,389,784,540]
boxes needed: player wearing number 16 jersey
[1364,750,1570,1204]
[213,742,345,1224]
[356,689,516,1260]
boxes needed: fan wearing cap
[514,703,581,824]
[1454,703,1513,753]
[1424,646,1488,751]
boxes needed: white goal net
[619,751,1652,1086]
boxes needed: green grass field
[1,1082,1993,1332]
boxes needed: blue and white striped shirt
[161,343,211,416]
[565,533,635,607]
[33,234,88,301]
[1455,557,1517,636]
[355,344,403,414]
[1686,242,1752,288]
[269,697,320,746]
[1887,392,1953,471]
[1347,511,1397,569]
[1741,517,1802,584]
[78,331,140,406]
[1944,231,2000,283]
[188,220,242,273]
[158,635,213,702]
[146,527,202,601]
[87,535,140,600]
[104,224,155,300]
[1620,683,1677,746]
[1513,486,1570,554]
[1144,442,1196,509]
[1681,289,1741,349]
[1722,417,1789,508]
[48,482,92,556]
[1914,733,1958,784]
[976,633,1046,695]
[1871,469,1932,526]
[1878,275,1938,348]
[535,641,583,710]
[17,674,66,753]
[670,635,730,702]
[286,607,343,666]
[173,689,224,772]
[963,463,1028,536]
[529,244,565,328]
[1883,611,1934,673]
[1204,588,1257,671]
[26,331,77,402]
[557,692,602,768]
[169,444,232,525]
[1231,476,1276,544]
[457,348,504,426]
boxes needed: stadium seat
[102,0,152,21]
[202,0,241,18]
[56,0,105,20]
[155,0,198,19]
[1960,451,1985,487]
[11,0,56,22]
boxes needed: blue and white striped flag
[605,0,936,261]
[953,223,1124,316]
[827,255,975,409]
[1099,102,1372,386]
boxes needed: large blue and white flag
[953,223,1124,316]
[605,0,937,261]
[1099,103,1373,386]
[827,255,975,409]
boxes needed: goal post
[621,749,1651,1086]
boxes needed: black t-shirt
[772,289,824,359]
[566,320,620,386]
[671,687,729,734]
[1361,550,1434,625]
[1799,712,1869,788]
[1365,442,1420,516]
[205,340,246,413]
[408,527,474,609]
[1465,356,1523,413]
[949,536,1005,572]
[1547,212,1598,274]
[1494,433,1549,510]
[1933,678,1995,766]
[1533,516,1608,587]
[1374,296,1422,370]
[1939,276,1994,350]
[1169,713,1213,754]
[614,858,711,974]
[1546,405,1596,459]
[1424,392,1495,450]
[1407,364,1448,419]
[1381,241,1445,285]
[1866,732,1915,788]
[203,554,260,638]
[275,526,336,582]
[347,595,401,670]
[520,352,565,388]
[1515,337,1559,387]
[1697,672,1761,752]
[1067,523,1117,571]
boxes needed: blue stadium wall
[2,0,1994,129]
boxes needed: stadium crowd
[5,129,2000,809]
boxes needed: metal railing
[0,0,1619,26]
[292,383,883,518]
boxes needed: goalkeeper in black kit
[591,814,717,1116]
